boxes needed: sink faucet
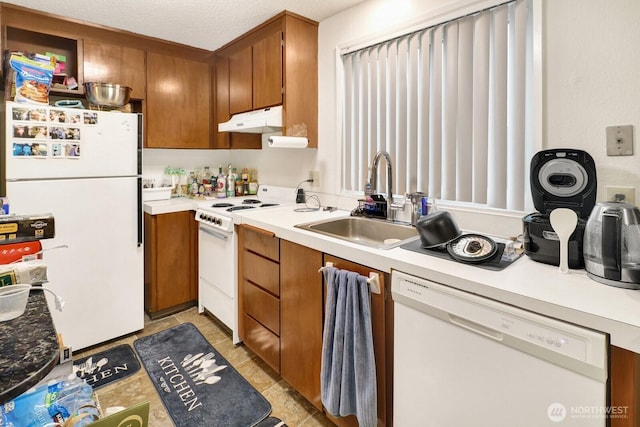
[369,151,404,221]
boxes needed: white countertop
[143,199,640,353]
[143,197,199,215]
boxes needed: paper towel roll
[268,136,308,148]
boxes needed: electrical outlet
[309,170,320,188]
[606,125,634,156]
[606,186,636,205]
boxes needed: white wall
[543,0,640,201]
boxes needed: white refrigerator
[2,101,143,351]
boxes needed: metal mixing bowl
[84,82,132,107]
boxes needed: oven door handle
[199,226,230,241]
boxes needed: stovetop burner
[242,199,262,204]
[211,202,234,208]
[260,203,279,207]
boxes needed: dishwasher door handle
[448,314,503,342]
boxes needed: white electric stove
[194,186,296,344]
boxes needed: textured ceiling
[0,0,366,51]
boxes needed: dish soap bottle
[364,167,373,199]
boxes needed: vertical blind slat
[367,47,378,185]
[472,11,490,205]
[507,0,528,211]
[417,30,431,194]
[341,0,531,212]
[442,22,458,201]
[488,5,509,209]
[353,50,368,191]
[406,33,419,194]
[430,26,443,199]
[377,44,388,165]
[343,55,354,191]
[457,16,474,202]
[396,38,408,194]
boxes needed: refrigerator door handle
[137,176,143,247]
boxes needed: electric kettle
[583,202,640,289]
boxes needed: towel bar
[318,262,381,294]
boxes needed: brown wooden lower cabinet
[280,241,323,410]
[238,224,281,373]
[239,230,393,422]
[322,255,392,427]
[610,346,640,427]
[143,211,198,318]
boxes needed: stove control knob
[215,218,222,225]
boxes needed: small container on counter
[421,196,428,216]
[1,197,9,215]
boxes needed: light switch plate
[606,186,636,205]
[606,125,633,156]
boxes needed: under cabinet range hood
[218,105,283,134]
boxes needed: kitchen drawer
[243,279,280,335]
[243,250,280,296]
[243,226,279,262]
[242,313,280,373]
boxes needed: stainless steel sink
[295,216,419,249]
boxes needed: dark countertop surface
[0,289,59,405]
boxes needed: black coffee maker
[522,149,597,269]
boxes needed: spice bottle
[234,169,243,196]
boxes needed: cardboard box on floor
[87,401,150,427]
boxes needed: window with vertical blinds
[341,0,534,212]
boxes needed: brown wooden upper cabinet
[145,51,211,149]
[83,39,146,100]
[229,45,254,115]
[215,11,318,148]
[229,31,282,115]
[213,56,262,149]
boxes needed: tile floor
[75,307,335,426]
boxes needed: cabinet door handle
[242,224,276,238]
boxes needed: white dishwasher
[392,270,609,427]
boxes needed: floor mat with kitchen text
[133,322,273,427]
[73,343,140,390]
